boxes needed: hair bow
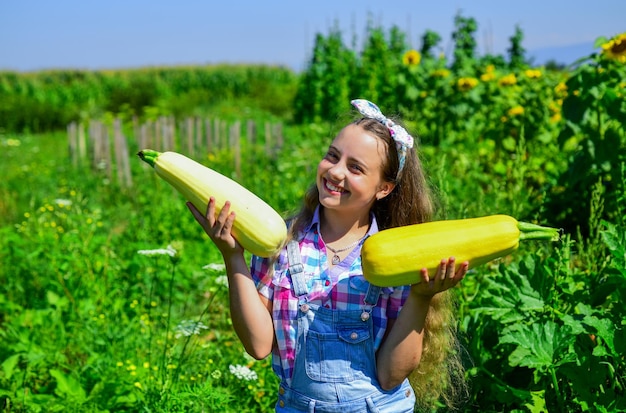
[350,99,413,175]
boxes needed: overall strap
[286,240,308,298]
[361,283,382,320]
[364,284,382,306]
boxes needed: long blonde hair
[287,118,467,410]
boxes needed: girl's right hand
[186,197,244,256]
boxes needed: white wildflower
[203,263,226,272]
[54,199,73,207]
[137,244,177,258]
[229,364,258,381]
[174,319,208,339]
[214,275,228,287]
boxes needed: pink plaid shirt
[250,207,410,383]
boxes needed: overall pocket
[304,326,373,383]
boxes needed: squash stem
[137,149,161,168]
[518,221,562,242]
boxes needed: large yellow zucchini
[138,150,287,257]
[361,215,561,287]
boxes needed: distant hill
[528,42,598,67]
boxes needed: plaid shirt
[250,207,410,383]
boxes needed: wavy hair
[286,117,467,410]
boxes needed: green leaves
[49,369,87,402]
[463,218,626,412]
[500,321,576,372]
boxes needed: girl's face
[317,123,395,216]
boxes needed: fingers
[216,201,236,236]
[187,198,236,236]
[419,257,469,291]
[186,201,205,225]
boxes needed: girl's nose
[328,162,346,180]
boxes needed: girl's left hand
[411,257,468,297]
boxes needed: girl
[188,99,468,412]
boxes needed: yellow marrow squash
[361,215,561,287]
[138,150,287,257]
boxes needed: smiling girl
[188,99,468,412]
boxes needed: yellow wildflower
[549,101,561,114]
[480,72,495,82]
[554,82,568,97]
[432,68,450,78]
[507,106,525,116]
[457,77,479,92]
[499,73,517,86]
[402,49,422,66]
[524,69,542,79]
[601,32,626,63]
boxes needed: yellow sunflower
[403,50,422,66]
[601,32,626,63]
[480,72,495,82]
[498,73,517,86]
[432,68,451,78]
[524,69,542,79]
[457,77,479,92]
[507,106,525,116]
[554,82,568,97]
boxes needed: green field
[1,25,625,413]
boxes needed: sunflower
[403,50,422,66]
[432,68,451,78]
[554,82,568,97]
[507,106,525,116]
[498,73,517,86]
[524,69,542,79]
[480,72,495,82]
[601,32,626,63]
[457,77,479,92]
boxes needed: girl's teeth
[327,181,342,192]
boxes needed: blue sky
[1,0,624,72]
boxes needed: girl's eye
[325,151,338,161]
[350,164,363,173]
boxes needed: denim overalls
[275,241,415,413]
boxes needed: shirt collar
[305,206,379,236]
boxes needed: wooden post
[113,118,132,187]
[168,116,177,151]
[246,119,256,145]
[195,117,203,155]
[264,121,272,157]
[213,118,220,150]
[186,117,194,156]
[205,118,212,153]
[78,122,87,164]
[155,118,162,151]
[231,121,241,179]
[275,123,284,149]
[68,122,78,167]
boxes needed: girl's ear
[376,181,396,200]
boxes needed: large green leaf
[499,320,577,372]
[470,260,545,324]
